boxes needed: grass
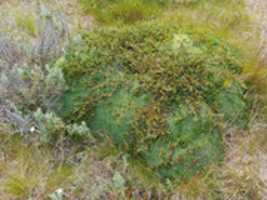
[0,129,166,199]
[1,126,266,199]
[15,12,36,36]
[0,132,74,199]
[79,0,167,24]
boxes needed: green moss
[59,20,249,180]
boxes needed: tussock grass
[15,12,36,37]
[0,133,74,199]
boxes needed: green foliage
[79,0,169,24]
[143,103,224,180]
[90,83,148,144]
[0,64,67,115]
[15,12,36,36]
[66,121,92,140]
[46,165,73,192]
[216,84,248,126]
[112,171,125,189]
[33,109,93,144]
[1,0,264,198]
[0,134,74,199]
[171,0,252,51]
[34,108,65,144]
[49,188,64,200]
[78,0,250,40]
[60,19,250,181]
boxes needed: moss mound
[60,20,249,181]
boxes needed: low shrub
[33,108,93,144]
[0,64,66,114]
[59,20,250,181]
[0,7,69,134]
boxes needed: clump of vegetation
[59,19,250,181]
[79,0,172,24]
[0,64,66,113]
[33,108,93,144]
[0,4,69,134]
[79,0,250,39]
[15,12,36,36]
[0,133,74,199]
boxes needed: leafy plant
[66,121,93,140]
[49,188,64,200]
[112,171,125,189]
[33,108,65,144]
[0,64,66,114]
[33,108,93,144]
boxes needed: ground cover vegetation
[0,0,267,199]
[60,20,248,181]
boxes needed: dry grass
[219,124,267,200]
[246,0,267,65]
[169,124,267,200]
[0,0,92,37]
[0,123,266,199]
[0,132,74,199]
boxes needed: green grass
[15,12,36,36]
[79,0,171,24]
